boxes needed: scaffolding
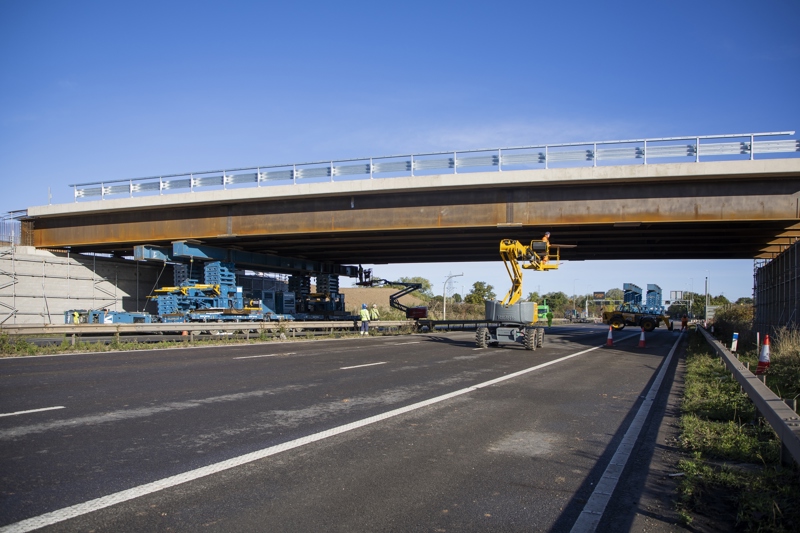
[754,239,800,335]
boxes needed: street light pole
[573,279,580,315]
[443,273,463,321]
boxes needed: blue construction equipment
[64,310,152,324]
[150,261,294,322]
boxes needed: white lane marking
[0,406,65,418]
[234,353,296,360]
[0,385,307,441]
[1,343,603,533]
[340,362,387,370]
[570,332,684,533]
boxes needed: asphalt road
[0,324,683,532]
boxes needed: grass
[675,330,800,531]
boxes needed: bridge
[21,132,800,270]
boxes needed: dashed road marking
[234,353,296,359]
[340,362,387,370]
[0,406,65,418]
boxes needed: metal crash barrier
[698,327,800,468]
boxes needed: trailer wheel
[476,327,490,348]
[536,327,545,348]
[641,318,656,332]
[610,317,626,330]
[524,327,536,351]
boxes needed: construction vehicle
[355,267,428,318]
[602,302,673,332]
[476,233,563,350]
[150,261,295,322]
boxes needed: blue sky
[2,0,798,302]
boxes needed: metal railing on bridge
[69,131,799,202]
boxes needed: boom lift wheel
[524,327,537,351]
[476,326,490,348]
[536,327,545,348]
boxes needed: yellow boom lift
[477,233,565,350]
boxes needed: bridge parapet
[69,131,798,202]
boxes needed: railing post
[190,173,194,193]
[73,185,78,202]
[223,170,226,190]
[696,137,700,162]
[643,140,647,165]
[101,182,105,200]
[129,180,133,198]
[369,158,373,179]
[293,164,297,185]
[453,151,457,174]
[593,143,597,167]
[159,177,163,195]
[545,145,548,169]
[257,167,261,187]
[330,161,334,182]
[498,148,502,172]
[750,134,755,160]
[410,155,414,177]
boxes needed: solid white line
[233,353,296,360]
[0,406,65,418]
[340,362,387,370]
[0,343,604,533]
[570,332,684,533]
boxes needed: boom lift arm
[500,233,561,306]
[356,267,428,319]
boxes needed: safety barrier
[69,131,799,202]
[0,320,412,337]
[698,327,800,467]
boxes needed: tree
[465,281,496,304]
[605,288,624,302]
[735,297,754,306]
[526,291,542,303]
[453,293,462,303]
[542,291,569,313]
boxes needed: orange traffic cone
[638,327,646,348]
[606,325,614,346]
[756,335,771,374]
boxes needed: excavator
[476,233,564,350]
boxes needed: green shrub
[713,304,755,349]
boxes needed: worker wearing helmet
[370,303,380,321]
[359,303,371,336]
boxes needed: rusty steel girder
[28,175,800,263]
